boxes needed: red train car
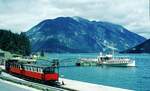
[5,59,59,82]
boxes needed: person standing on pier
[0,68,2,75]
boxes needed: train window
[35,67,37,72]
[38,68,40,72]
[39,68,43,73]
[39,68,40,72]
[32,67,34,71]
[33,67,35,72]
[31,67,32,71]
[24,66,26,70]
[25,66,27,70]
[31,67,33,71]
[27,67,29,70]
[30,67,32,71]
[27,66,29,71]
[32,67,34,72]
[34,67,37,72]
[28,67,31,71]
[36,68,38,72]
[37,68,39,72]
[43,67,54,73]
[26,66,28,70]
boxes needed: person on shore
[0,68,2,75]
[62,81,65,85]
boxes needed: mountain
[121,39,150,53]
[26,17,146,53]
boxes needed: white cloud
[0,0,149,38]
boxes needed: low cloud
[0,0,149,38]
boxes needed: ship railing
[108,59,132,63]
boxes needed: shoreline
[0,65,132,91]
[59,78,132,91]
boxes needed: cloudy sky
[0,0,150,38]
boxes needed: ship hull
[103,61,135,67]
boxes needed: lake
[37,53,150,91]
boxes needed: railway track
[0,71,76,91]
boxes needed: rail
[0,71,76,91]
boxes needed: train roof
[23,63,57,69]
[7,57,36,63]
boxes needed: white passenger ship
[76,53,135,67]
[97,53,135,67]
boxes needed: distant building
[0,49,12,65]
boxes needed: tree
[0,29,31,56]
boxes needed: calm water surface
[37,53,150,91]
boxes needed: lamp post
[149,0,150,21]
[148,0,150,20]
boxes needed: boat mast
[111,43,115,60]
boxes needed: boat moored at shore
[76,53,135,67]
